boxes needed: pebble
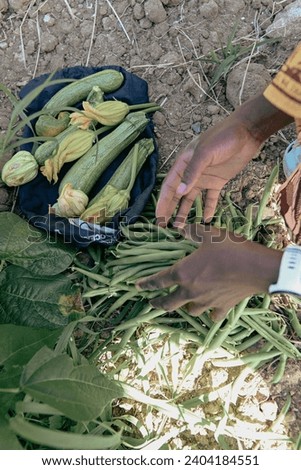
[133,3,144,20]
[8,0,31,11]
[144,0,167,24]
[191,121,202,134]
[0,0,8,13]
[43,14,56,27]
[41,32,59,53]
[199,0,219,19]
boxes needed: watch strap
[269,245,301,296]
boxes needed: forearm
[232,93,294,143]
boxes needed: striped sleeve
[263,43,301,119]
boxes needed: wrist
[234,93,293,143]
[241,243,282,294]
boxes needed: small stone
[144,0,167,24]
[41,32,59,53]
[8,0,31,11]
[133,3,144,20]
[191,121,202,134]
[43,14,56,26]
[0,0,8,12]
[207,104,220,115]
[139,18,152,29]
[199,0,219,19]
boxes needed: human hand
[156,94,293,227]
[156,117,262,227]
[136,224,282,322]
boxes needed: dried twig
[85,0,98,66]
[238,42,257,106]
[105,0,131,43]
[19,0,36,69]
[159,141,183,170]
[63,0,77,20]
[32,12,41,78]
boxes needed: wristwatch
[269,245,301,297]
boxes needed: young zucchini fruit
[58,110,157,196]
[80,138,155,223]
[43,69,124,115]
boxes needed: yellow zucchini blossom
[40,128,95,183]
[52,183,89,218]
[80,184,129,224]
[1,150,38,186]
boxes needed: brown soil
[0,0,300,444]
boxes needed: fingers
[204,189,221,222]
[173,186,201,228]
[150,288,188,311]
[136,267,178,292]
[184,301,210,317]
[156,149,194,226]
[210,306,232,323]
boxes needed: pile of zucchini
[1,69,159,224]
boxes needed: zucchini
[58,111,151,196]
[44,69,124,115]
[34,126,76,165]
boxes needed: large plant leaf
[0,416,23,450]
[20,347,123,421]
[0,265,84,328]
[0,212,76,275]
[0,367,23,419]
[0,324,61,367]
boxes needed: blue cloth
[17,66,158,247]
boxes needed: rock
[266,0,301,38]
[199,0,219,19]
[191,121,202,134]
[8,0,31,11]
[40,32,59,53]
[133,3,144,20]
[222,0,246,14]
[0,0,8,12]
[144,0,167,24]
[161,0,182,4]
[226,62,271,108]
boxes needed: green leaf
[21,347,123,421]
[0,324,61,367]
[0,416,23,450]
[0,212,76,276]
[0,367,23,417]
[0,265,84,328]
[9,416,121,450]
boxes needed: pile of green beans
[76,167,301,382]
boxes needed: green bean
[109,264,154,286]
[254,164,279,227]
[234,333,262,352]
[228,326,253,343]
[205,297,250,351]
[145,324,204,346]
[242,316,300,358]
[105,250,186,267]
[176,308,209,337]
[107,290,139,315]
[286,308,301,338]
[114,307,165,331]
[272,354,287,384]
[73,267,111,285]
